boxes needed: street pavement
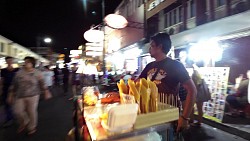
[182,124,248,141]
[0,86,73,141]
[0,85,249,141]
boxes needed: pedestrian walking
[8,56,51,135]
[42,65,54,95]
[0,56,19,127]
[62,64,70,95]
[189,63,211,127]
[53,65,60,86]
[69,63,81,100]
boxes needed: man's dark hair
[5,56,13,61]
[151,33,172,54]
[24,56,36,68]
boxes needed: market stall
[187,67,230,123]
[74,78,181,141]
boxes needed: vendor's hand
[177,116,189,132]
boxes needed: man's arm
[175,62,196,117]
[38,73,48,91]
[177,79,196,131]
[182,79,196,118]
[38,73,52,99]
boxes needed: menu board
[187,67,230,122]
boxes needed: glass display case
[74,98,178,141]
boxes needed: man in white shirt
[42,66,54,92]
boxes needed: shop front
[123,46,142,73]
[213,36,250,129]
[106,42,143,76]
[105,51,125,75]
[175,35,250,139]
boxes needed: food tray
[134,103,179,129]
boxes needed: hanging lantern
[104,14,128,29]
[83,29,104,43]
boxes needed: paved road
[0,86,73,141]
[183,124,247,141]
[0,85,248,141]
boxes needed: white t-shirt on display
[43,71,54,87]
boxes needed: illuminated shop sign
[148,0,165,11]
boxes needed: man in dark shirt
[62,64,70,94]
[53,65,60,86]
[139,33,196,131]
[1,56,19,127]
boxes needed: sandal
[27,128,37,135]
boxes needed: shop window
[173,9,177,25]
[217,0,225,7]
[190,0,196,18]
[8,45,11,54]
[147,16,159,37]
[169,12,172,26]
[19,51,23,58]
[0,42,5,52]
[164,13,168,28]
[164,7,182,28]
[178,6,182,23]
[14,48,17,56]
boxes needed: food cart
[73,78,182,141]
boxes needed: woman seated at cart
[226,70,250,118]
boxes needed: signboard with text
[146,0,176,19]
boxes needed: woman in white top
[42,66,54,91]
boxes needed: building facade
[105,0,250,74]
[145,0,250,47]
[142,0,250,129]
[0,35,49,68]
[104,0,145,73]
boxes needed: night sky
[0,0,122,53]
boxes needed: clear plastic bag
[82,86,98,106]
